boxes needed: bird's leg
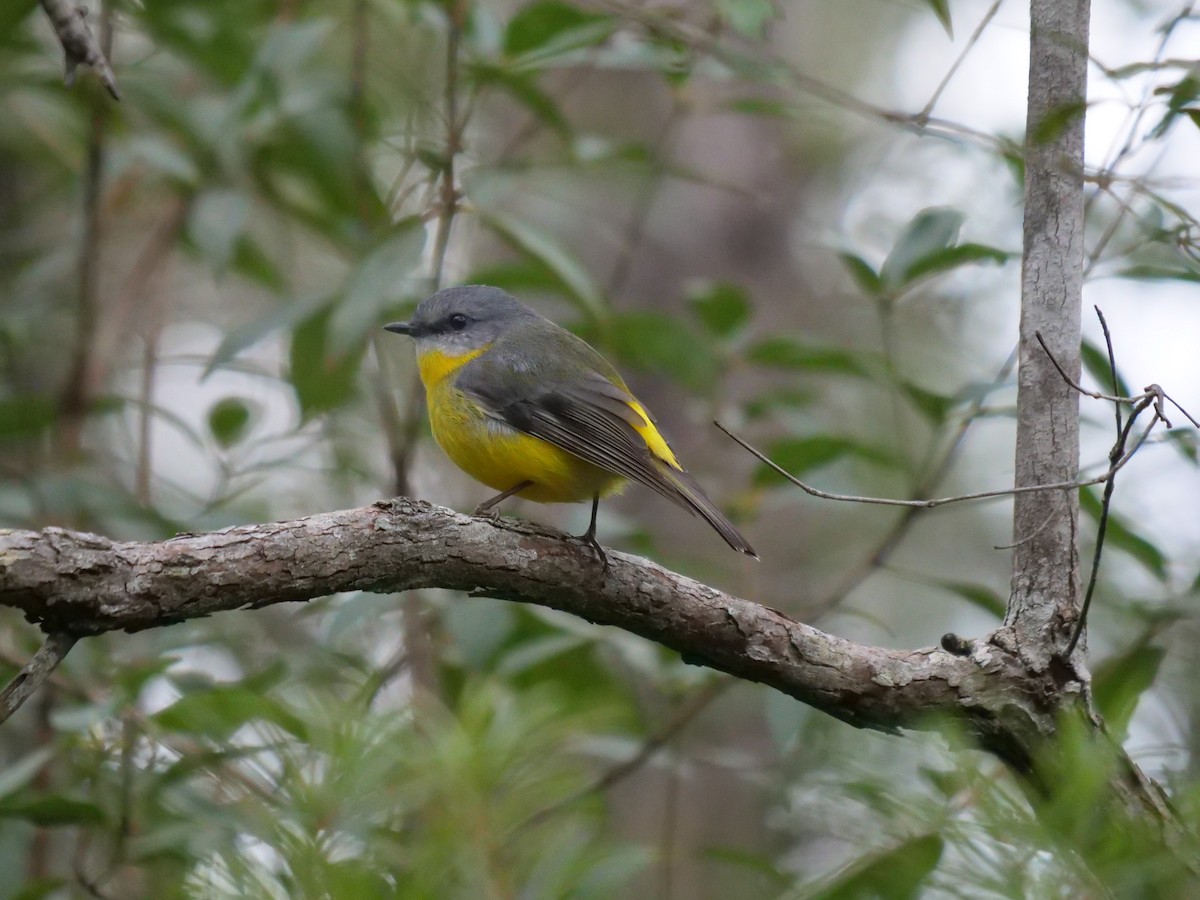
[573,494,608,570]
[474,481,534,519]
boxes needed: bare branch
[38,0,120,100]
[715,421,1153,511]
[1066,397,1160,656]
[0,633,77,724]
[1034,330,1143,405]
[0,499,1055,765]
[1095,306,1124,433]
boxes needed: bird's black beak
[383,321,412,335]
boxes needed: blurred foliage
[1,0,1199,897]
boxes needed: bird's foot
[573,529,609,571]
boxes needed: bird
[383,285,756,564]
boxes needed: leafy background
[1,0,1198,896]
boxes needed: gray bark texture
[1009,0,1089,670]
[0,499,1178,828]
[38,0,120,99]
[0,500,1048,757]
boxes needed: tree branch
[1009,0,1090,668]
[38,0,120,100]
[0,498,1060,764]
[0,633,77,724]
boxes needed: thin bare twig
[1096,307,1123,434]
[38,0,120,99]
[1034,331,1143,405]
[58,0,114,459]
[803,349,1019,619]
[716,421,1152,511]
[1066,396,1158,657]
[1162,389,1200,428]
[0,633,78,725]
[918,0,1005,122]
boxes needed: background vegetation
[1,0,1198,896]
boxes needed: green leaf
[838,253,883,297]
[1093,640,1165,739]
[714,0,777,38]
[687,280,752,337]
[188,189,250,275]
[289,307,365,418]
[1080,487,1168,581]
[126,135,200,187]
[813,833,943,899]
[744,386,816,419]
[1031,101,1088,145]
[208,397,254,447]
[0,796,106,827]
[230,235,286,291]
[1151,75,1200,138]
[898,242,1010,285]
[753,436,897,486]
[609,312,717,391]
[703,845,791,887]
[330,218,425,354]
[1081,338,1131,398]
[930,579,1006,618]
[205,292,330,378]
[504,1,613,59]
[900,382,957,425]
[465,260,565,295]
[469,65,570,136]
[922,0,953,36]
[1164,428,1198,465]
[0,749,55,800]
[745,337,868,375]
[482,210,605,319]
[153,685,308,741]
[0,396,57,441]
[1117,264,1200,283]
[11,876,68,900]
[880,207,963,290]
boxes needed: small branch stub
[38,0,120,100]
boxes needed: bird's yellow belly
[427,381,624,504]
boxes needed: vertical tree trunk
[1008,0,1090,670]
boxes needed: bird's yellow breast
[415,345,622,503]
[426,379,622,503]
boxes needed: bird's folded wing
[457,363,687,506]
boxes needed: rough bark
[0,497,1185,838]
[1008,0,1089,669]
[1,498,1061,764]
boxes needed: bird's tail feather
[651,462,758,558]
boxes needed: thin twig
[1096,307,1123,434]
[604,100,683,301]
[716,421,1150,511]
[918,0,1004,122]
[1034,331,1143,404]
[58,0,114,458]
[38,0,120,99]
[0,633,79,725]
[1162,389,1200,428]
[1066,397,1158,657]
[803,349,1019,619]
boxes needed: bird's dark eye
[448,314,469,331]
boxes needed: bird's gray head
[383,285,537,356]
